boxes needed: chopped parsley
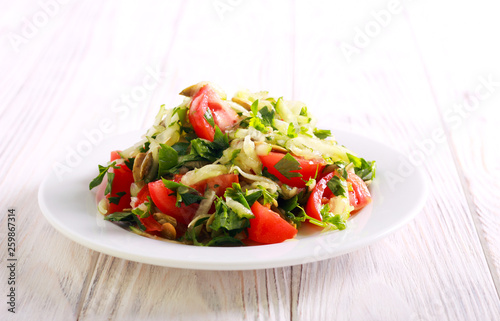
[104,211,146,231]
[274,153,302,179]
[287,123,298,138]
[89,162,119,192]
[139,141,151,153]
[171,142,190,155]
[248,100,275,132]
[326,176,347,197]
[108,191,126,205]
[162,179,204,207]
[347,153,376,181]
[158,143,179,177]
[124,158,135,171]
[313,128,331,139]
[204,108,215,127]
[258,186,278,206]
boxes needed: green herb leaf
[250,99,259,116]
[162,179,204,207]
[212,126,230,149]
[158,144,178,177]
[313,128,331,139]
[190,126,229,162]
[104,211,146,231]
[326,176,347,196]
[224,183,251,209]
[210,197,251,232]
[258,186,277,206]
[279,195,307,226]
[171,142,190,155]
[300,106,308,116]
[274,153,303,179]
[248,100,276,133]
[89,162,118,190]
[244,190,262,208]
[334,162,348,179]
[320,203,331,218]
[191,139,217,162]
[204,108,215,127]
[262,167,280,182]
[249,117,267,132]
[259,106,275,128]
[347,153,376,181]
[124,158,135,171]
[323,213,347,230]
[139,141,151,153]
[305,178,316,187]
[108,191,126,205]
[105,172,115,195]
[316,204,347,230]
[287,123,298,138]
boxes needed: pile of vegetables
[89,82,376,246]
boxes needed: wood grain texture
[1,0,500,320]
[289,2,500,320]
[79,255,292,321]
[404,0,500,292]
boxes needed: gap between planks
[75,252,102,321]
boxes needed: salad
[89,82,376,246]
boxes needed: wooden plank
[0,2,115,320]
[79,255,291,321]
[403,0,500,292]
[291,1,500,320]
[0,1,182,320]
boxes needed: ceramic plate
[38,129,427,270]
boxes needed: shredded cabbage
[181,164,229,186]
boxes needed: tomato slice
[148,180,198,225]
[347,171,372,211]
[139,215,162,233]
[134,185,151,207]
[306,172,335,221]
[110,151,121,161]
[107,164,134,214]
[306,171,371,221]
[188,84,238,141]
[258,152,325,188]
[190,174,239,197]
[247,201,298,244]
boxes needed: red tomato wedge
[306,172,335,221]
[148,180,199,225]
[247,201,298,244]
[107,164,134,214]
[110,151,121,161]
[347,171,372,211]
[188,84,238,141]
[306,171,371,221]
[134,185,151,207]
[190,174,239,197]
[258,152,325,188]
[139,215,162,233]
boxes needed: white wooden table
[2,1,500,320]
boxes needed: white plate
[38,129,427,270]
